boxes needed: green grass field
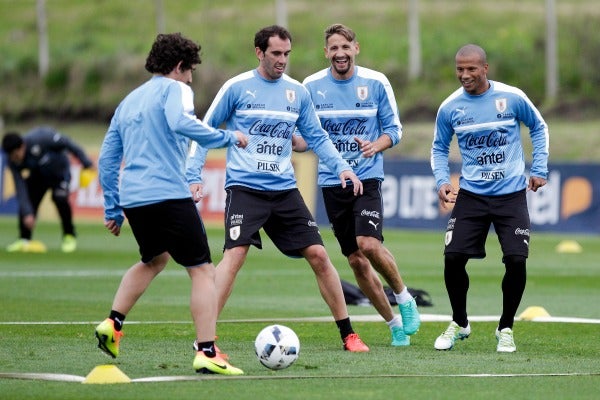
[0,217,598,399]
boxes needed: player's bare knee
[356,236,380,258]
[348,252,370,276]
[303,245,330,268]
[146,252,170,271]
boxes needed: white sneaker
[434,321,471,350]
[496,327,517,352]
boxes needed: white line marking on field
[1,371,598,383]
[131,372,600,381]
[1,314,599,325]
[0,270,185,278]
[0,373,85,382]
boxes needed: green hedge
[1,0,598,122]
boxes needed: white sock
[386,315,402,329]
[394,286,413,305]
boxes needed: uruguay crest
[495,98,507,113]
[286,89,296,103]
[445,230,453,246]
[229,226,240,241]
[357,86,368,101]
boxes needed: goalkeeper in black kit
[2,126,95,253]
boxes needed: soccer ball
[254,324,300,370]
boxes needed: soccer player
[430,44,549,352]
[294,24,421,346]
[95,32,247,375]
[186,25,370,353]
[2,127,94,253]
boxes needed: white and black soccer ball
[254,324,300,370]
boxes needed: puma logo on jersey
[246,90,257,98]
[317,90,327,99]
[368,220,379,230]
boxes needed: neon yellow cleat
[193,352,244,375]
[6,239,47,253]
[61,234,77,253]
[95,318,123,358]
[6,239,29,252]
[26,240,48,253]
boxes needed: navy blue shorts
[322,179,384,257]
[223,186,323,257]
[124,198,211,267]
[443,189,530,259]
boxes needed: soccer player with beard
[296,23,421,347]
[431,44,549,352]
[186,25,370,353]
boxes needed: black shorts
[124,198,211,267]
[27,170,71,202]
[443,189,530,259]
[223,186,323,257]
[322,179,384,257]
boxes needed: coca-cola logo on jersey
[464,128,508,150]
[322,118,367,136]
[248,120,294,138]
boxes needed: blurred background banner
[0,154,104,219]
[2,154,597,233]
[0,153,18,214]
[313,159,600,234]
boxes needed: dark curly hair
[145,33,202,74]
[2,132,23,154]
[254,25,292,53]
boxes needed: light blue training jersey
[99,75,240,225]
[431,80,549,196]
[302,66,402,187]
[186,69,349,191]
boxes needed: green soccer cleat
[95,318,123,358]
[399,298,421,335]
[193,352,243,375]
[434,321,471,350]
[391,326,410,346]
[61,234,77,253]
